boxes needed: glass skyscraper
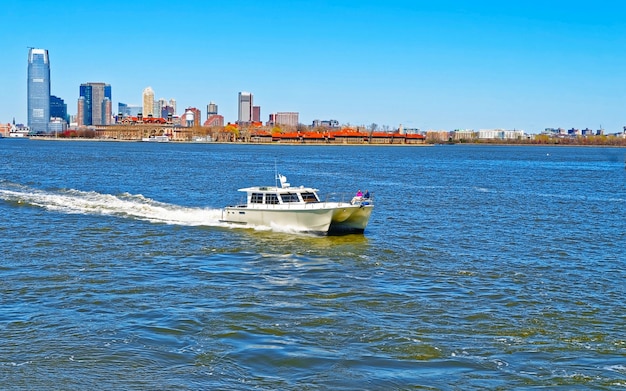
[50,95,68,123]
[27,48,51,134]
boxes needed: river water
[1,140,625,389]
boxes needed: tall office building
[78,83,112,126]
[142,87,155,116]
[169,98,176,114]
[207,101,218,116]
[252,106,261,123]
[50,95,68,123]
[27,48,51,133]
[238,92,253,124]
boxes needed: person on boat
[363,190,370,199]
[352,189,363,205]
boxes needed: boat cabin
[240,186,321,206]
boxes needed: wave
[0,181,224,227]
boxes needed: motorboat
[221,174,373,235]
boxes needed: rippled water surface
[1,140,626,389]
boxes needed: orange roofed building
[249,127,425,144]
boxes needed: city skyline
[4,1,626,133]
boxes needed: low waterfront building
[452,129,475,141]
[312,119,340,128]
[477,129,525,140]
[0,123,9,137]
[48,117,68,135]
[9,122,30,137]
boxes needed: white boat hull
[222,202,372,235]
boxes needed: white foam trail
[0,183,327,235]
[0,184,223,227]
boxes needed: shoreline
[22,136,434,146]
[8,136,626,148]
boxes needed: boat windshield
[301,192,319,203]
[280,193,300,203]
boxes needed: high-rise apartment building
[142,87,155,116]
[78,82,112,126]
[238,92,253,124]
[27,48,51,133]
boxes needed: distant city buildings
[154,97,176,119]
[161,105,175,119]
[1,119,30,137]
[238,92,253,124]
[312,119,340,128]
[50,95,68,124]
[23,50,625,136]
[271,112,299,127]
[477,129,524,140]
[183,107,201,127]
[204,114,224,127]
[204,101,224,127]
[543,127,605,137]
[207,102,218,117]
[169,98,176,114]
[142,87,154,117]
[118,102,142,117]
[48,117,68,134]
[78,82,112,126]
[27,48,51,133]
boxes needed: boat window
[280,193,300,203]
[251,193,263,204]
[266,194,280,204]
[301,192,319,203]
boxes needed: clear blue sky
[3,0,625,132]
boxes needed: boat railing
[322,192,374,206]
[227,193,373,209]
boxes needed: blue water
[1,140,625,389]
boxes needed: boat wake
[0,182,224,227]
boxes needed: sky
[2,0,625,133]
